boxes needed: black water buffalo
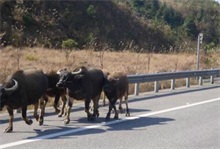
[45,71,67,117]
[0,68,48,133]
[103,72,130,119]
[56,66,105,124]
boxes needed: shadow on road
[107,116,175,131]
[25,116,174,140]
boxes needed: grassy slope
[0,0,173,51]
[3,0,219,51]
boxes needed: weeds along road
[0,82,220,149]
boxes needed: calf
[103,72,130,119]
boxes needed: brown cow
[103,72,130,119]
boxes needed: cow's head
[56,68,82,88]
[103,78,119,93]
[0,79,18,110]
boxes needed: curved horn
[57,68,67,74]
[71,68,82,75]
[56,69,63,75]
[5,79,18,92]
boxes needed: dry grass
[0,46,219,88]
[0,46,219,111]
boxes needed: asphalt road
[0,83,219,149]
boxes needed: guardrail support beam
[154,81,159,92]
[134,83,140,96]
[210,75,214,84]
[186,77,190,88]
[171,79,175,90]
[199,77,203,85]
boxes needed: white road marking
[0,97,220,149]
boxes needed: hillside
[0,0,219,52]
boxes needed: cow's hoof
[34,114,39,121]
[105,117,110,120]
[114,115,119,119]
[4,126,13,133]
[119,107,124,114]
[39,120,43,126]
[27,119,33,125]
[64,119,70,124]
[91,116,97,121]
[87,113,94,121]
[105,113,110,120]
[92,113,99,118]
[55,109,60,114]
[58,112,63,117]
[88,116,96,121]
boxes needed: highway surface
[0,83,219,149]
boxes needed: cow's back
[46,71,59,89]
[85,68,105,98]
[109,72,128,98]
[10,69,48,105]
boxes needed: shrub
[61,39,78,49]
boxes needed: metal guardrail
[127,69,220,95]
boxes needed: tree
[184,17,198,38]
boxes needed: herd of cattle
[0,66,130,133]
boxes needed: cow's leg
[124,93,130,116]
[33,102,39,121]
[4,108,14,133]
[53,94,60,113]
[111,99,119,119]
[113,104,119,119]
[64,97,73,124]
[118,97,123,113]
[92,95,100,118]
[21,106,33,125]
[39,96,48,126]
[106,99,118,119]
[102,92,106,106]
[58,95,67,117]
[106,104,112,119]
[85,98,93,121]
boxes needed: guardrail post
[154,81,159,92]
[210,68,214,84]
[210,75,214,84]
[199,76,203,85]
[134,83,140,96]
[171,79,175,90]
[186,77,190,88]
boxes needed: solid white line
[0,97,220,149]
